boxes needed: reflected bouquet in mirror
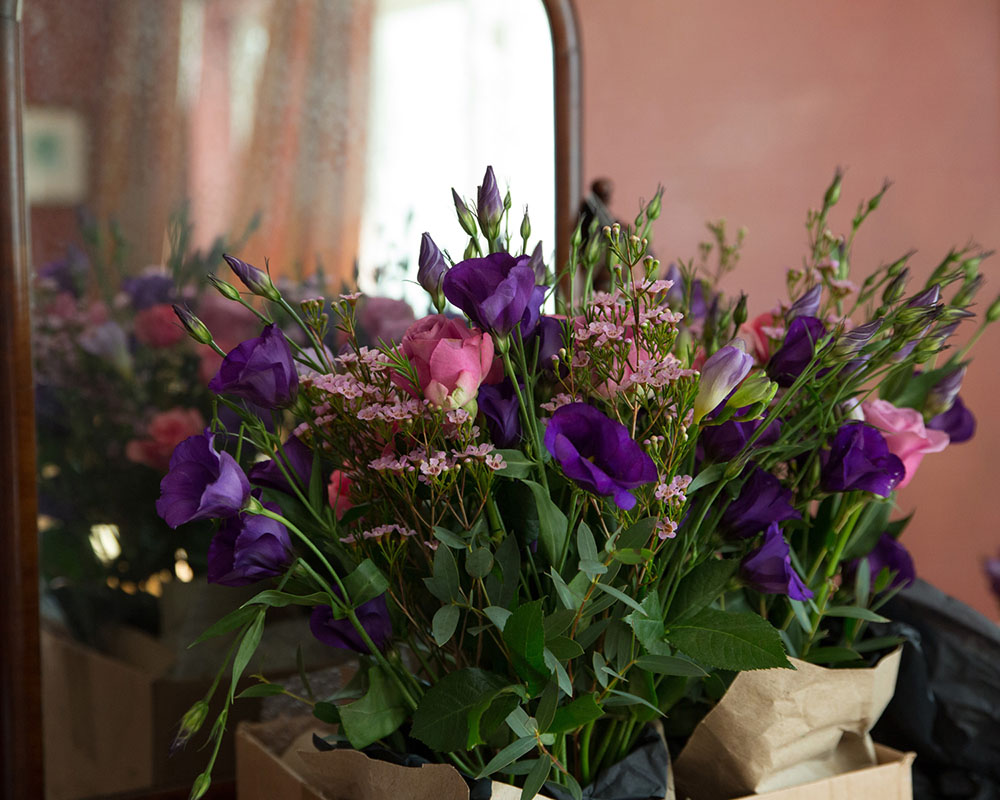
[163,167,994,800]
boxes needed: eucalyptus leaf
[824,605,890,623]
[466,547,494,578]
[496,449,534,479]
[477,736,538,778]
[432,604,461,646]
[548,693,602,733]
[343,559,389,606]
[433,526,468,550]
[423,544,461,602]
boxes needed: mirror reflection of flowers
[158,166,996,800]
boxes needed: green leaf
[615,517,657,551]
[479,692,521,741]
[787,598,814,633]
[523,480,569,566]
[604,688,664,717]
[522,757,551,800]
[229,610,266,699]
[477,736,538,778]
[543,609,576,640]
[548,693,603,733]
[592,652,609,688]
[854,634,905,653]
[339,666,406,749]
[843,500,893,561]
[411,669,510,751]
[665,558,737,624]
[549,568,582,610]
[243,589,335,610]
[824,605,889,623]
[535,682,559,732]
[593,581,646,614]
[504,600,548,690]
[485,605,512,631]
[496,449,534,479]
[344,559,389,606]
[423,544,461,602]
[686,463,725,494]
[466,547,494,578]
[432,605,461,646]
[236,682,287,699]
[546,636,584,661]
[433,526,468,550]
[801,646,864,665]
[612,548,652,565]
[634,654,708,677]
[577,522,599,562]
[669,609,791,671]
[579,558,608,578]
[190,605,261,646]
[625,594,667,655]
[312,701,340,725]
[544,649,573,696]
[495,534,521,609]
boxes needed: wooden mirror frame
[0,1,579,797]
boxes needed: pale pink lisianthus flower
[861,398,949,488]
[396,315,494,410]
[126,407,206,471]
[134,303,185,348]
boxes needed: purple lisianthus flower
[207,499,293,586]
[699,415,782,463]
[122,272,175,309]
[37,247,88,297]
[787,285,822,321]
[767,316,827,387]
[926,366,966,418]
[209,324,298,408]
[544,403,657,510]
[820,423,904,497]
[442,251,546,338]
[310,594,392,654]
[531,315,566,373]
[740,522,813,600]
[927,395,975,444]
[79,320,131,374]
[478,378,521,448]
[526,241,546,283]
[156,430,251,528]
[849,533,915,592]
[720,467,801,539]
[249,436,314,494]
[693,342,754,422]
[417,232,448,300]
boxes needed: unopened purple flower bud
[172,304,213,345]
[417,233,448,302]
[526,241,546,283]
[787,285,822,321]
[223,254,280,301]
[906,283,941,309]
[477,166,504,238]
[452,189,478,237]
[927,365,966,417]
[952,275,984,308]
[833,318,882,358]
[171,699,209,754]
[694,341,754,423]
[882,269,909,304]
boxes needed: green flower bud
[172,305,213,346]
[463,237,477,261]
[824,168,843,207]
[208,274,242,302]
[733,293,748,328]
[646,189,663,222]
[190,773,212,800]
[987,295,1000,323]
[882,268,909,304]
[452,189,478,237]
[726,371,778,411]
[520,208,531,242]
[570,221,583,249]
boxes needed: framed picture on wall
[23,106,87,205]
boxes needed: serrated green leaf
[824,605,889,623]
[546,636,584,661]
[190,605,260,646]
[466,547,494,578]
[432,604,461,646]
[339,666,406,749]
[669,609,791,671]
[477,736,538,778]
[665,558,737,624]
[411,669,510,751]
[496,449,534,479]
[548,693,602,733]
[634,654,708,677]
[479,692,520,741]
[523,479,569,566]
[344,559,389,606]
[503,601,547,692]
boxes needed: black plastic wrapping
[873,579,1000,800]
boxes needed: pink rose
[134,303,185,348]
[327,470,354,521]
[740,311,783,365]
[126,407,206,471]
[397,315,494,409]
[861,398,949,488]
[358,297,416,345]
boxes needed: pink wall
[578,0,1000,617]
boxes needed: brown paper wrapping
[674,648,902,799]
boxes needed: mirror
[1,0,579,796]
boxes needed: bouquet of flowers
[34,210,262,640]
[162,167,993,799]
